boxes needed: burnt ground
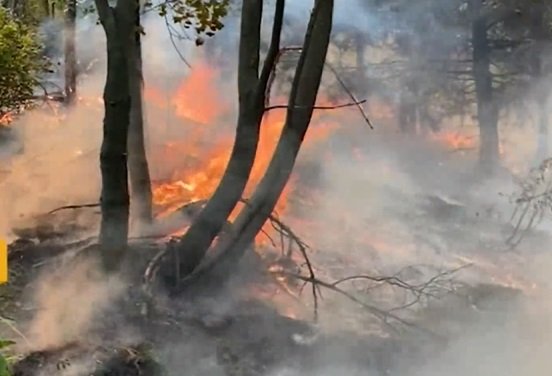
[0,133,543,375]
[0,194,534,376]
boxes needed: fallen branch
[262,208,321,321]
[48,203,100,215]
[507,158,552,248]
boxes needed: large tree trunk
[127,0,153,227]
[471,0,499,173]
[95,0,133,271]
[64,0,77,105]
[166,0,286,286]
[179,0,334,289]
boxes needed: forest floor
[0,131,548,376]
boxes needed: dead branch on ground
[507,158,552,247]
[48,203,101,215]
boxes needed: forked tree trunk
[64,0,77,104]
[95,0,133,271]
[179,0,334,289]
[127,0,153,227]
[471,0,499,173]
[167,0,286,285]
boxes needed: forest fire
[0,112,13,126]
[430,130,477,151]
[148,61,340,239]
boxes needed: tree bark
[64,0,77,105]
[166,0,286,286]
[471,0,499,173]
[179,0,334,289]
[127,0,153,227]
[42,0,50,17]
[95,0,133,271]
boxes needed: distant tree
[64,0,77,104]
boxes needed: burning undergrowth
[1,10,551,376]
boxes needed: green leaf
[0,354,9,376]
[0,341,14,351]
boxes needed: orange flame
[0,112,13,127]
[431,131,477,150]
[149,61,339,243]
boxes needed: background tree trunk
[64,0,77,105]
[399,81,417,134]
[180,0,334,289]
[471,0,499,173]
[95,0,133,271]
[42,0,50,17]
[127,0,153,227]
[530,5,549,162]
[167,0,286,285]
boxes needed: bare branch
[265,99,368,112]
[325,62,373,129]
[257,0,286,95]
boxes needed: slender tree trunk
[179,0,334,289]
[530,5,548,162]
[537,98,548,160]
[64,0,77,105]
[399,83,416,134]
[95,0,133,271]
[471,0,499,173]
[166,0,286,286]
[127,0,153,227]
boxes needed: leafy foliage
[147,0,229,45]
[0,7,42,115]
[0,339,15,376]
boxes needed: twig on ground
[48,203,100,215]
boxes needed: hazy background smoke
[1,1,552,375]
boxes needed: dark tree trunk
[471,0,499,173]
[95,0,133,271]
[166,0,286,286]
[127,0,153,227]
[179,0,334,289]
[64,0,77,105]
